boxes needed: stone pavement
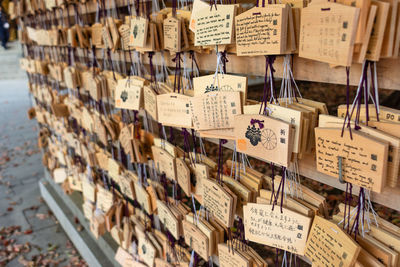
[0,42,87,266]
[0,42,26,81]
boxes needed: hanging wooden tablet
[194,4,236,46]
[189,0,210,32]
[156,200,181,239]
[182,220,209,260]
[152,146,176,180]
[134,182,152,214]
[234,114,294,167]
[119,124,134,159]
[119,23,131,50]
[176,157,191,196]
[193,74,248,104]
[129,16,148,47]
[96,185,114,213]
[202,178,234,228]
[157,93,192,128]
[315,127,388,193]
[163,17,182,52]
[305,216,361,267]
[138,235,157,267]
[115,78,143,110]
[102,25,114,49]
[91,23,104,47]
[243,203,312,255]
[319,114,400,188]
[190,91,241,131]
[235,5,289,56]
[354,5,377,63]
[380,0,398,58]
[365,0,390,61]
[299,2,360,66]
[82,180,96,202]
[143,86,158,120]
[155,258,173,267]
[218,243,250,267]
[153,138,177,157]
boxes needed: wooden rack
[27,44,400,211]
[25,0,400,212]
[72,43,400,90]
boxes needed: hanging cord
[189,50,200,80]
[341,67,353,139]
[272,167,286,213]
[217,139,228,184]
[172,52,182,93]
[259,56,276,114]
[279,55,301,105]
[182,128,195,165]
[148,52,158,90]
[349,188,366,241]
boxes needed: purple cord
[172,53,182,93]
[250,119,264,129]
[341,67,353,139]
[217,139,228,184]
[270,163,275,204]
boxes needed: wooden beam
[81,48,400,90]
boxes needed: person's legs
[3,30,9,48]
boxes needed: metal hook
[338,156,345,184]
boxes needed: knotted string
[272,166,286,213]
[350,188,365,241]
[209,0,217,10]
[189,51,200,80]
[270,163,275,204]
[217,139,228,184]
[259,56,276,114]
[106,48,116,81]
[220,51,228,74]
[191,129,198,163]
[182,128,194,165]
[168,127,175,145]
[250,119,264,129]
[341,67,353,139]
[172,52,182,93]
[172,0,177,17]
[148,52,157,88]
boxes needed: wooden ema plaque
[366,0,390,61]
[151,146,176,181]
[138,235,157,267]
[305,216,361,267]
[194,4,236,46]
[129,16,148,47]
[234,114,294,167]
[235,5,289,56]
[319,114,400,189]
[193,74,248,104]
[143,86,158,121]
[175,158,191,196]
[163,17,181,52]
[243,203,312,255]
[218,243,250,267]
[299,2,360,66]
[190,91,242,131]
[182,220,209,260]
[201,178,234,228]
[115,79,142,110]
[315,127,388,192]
[156,200,181,240]
[157,93,192,128]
